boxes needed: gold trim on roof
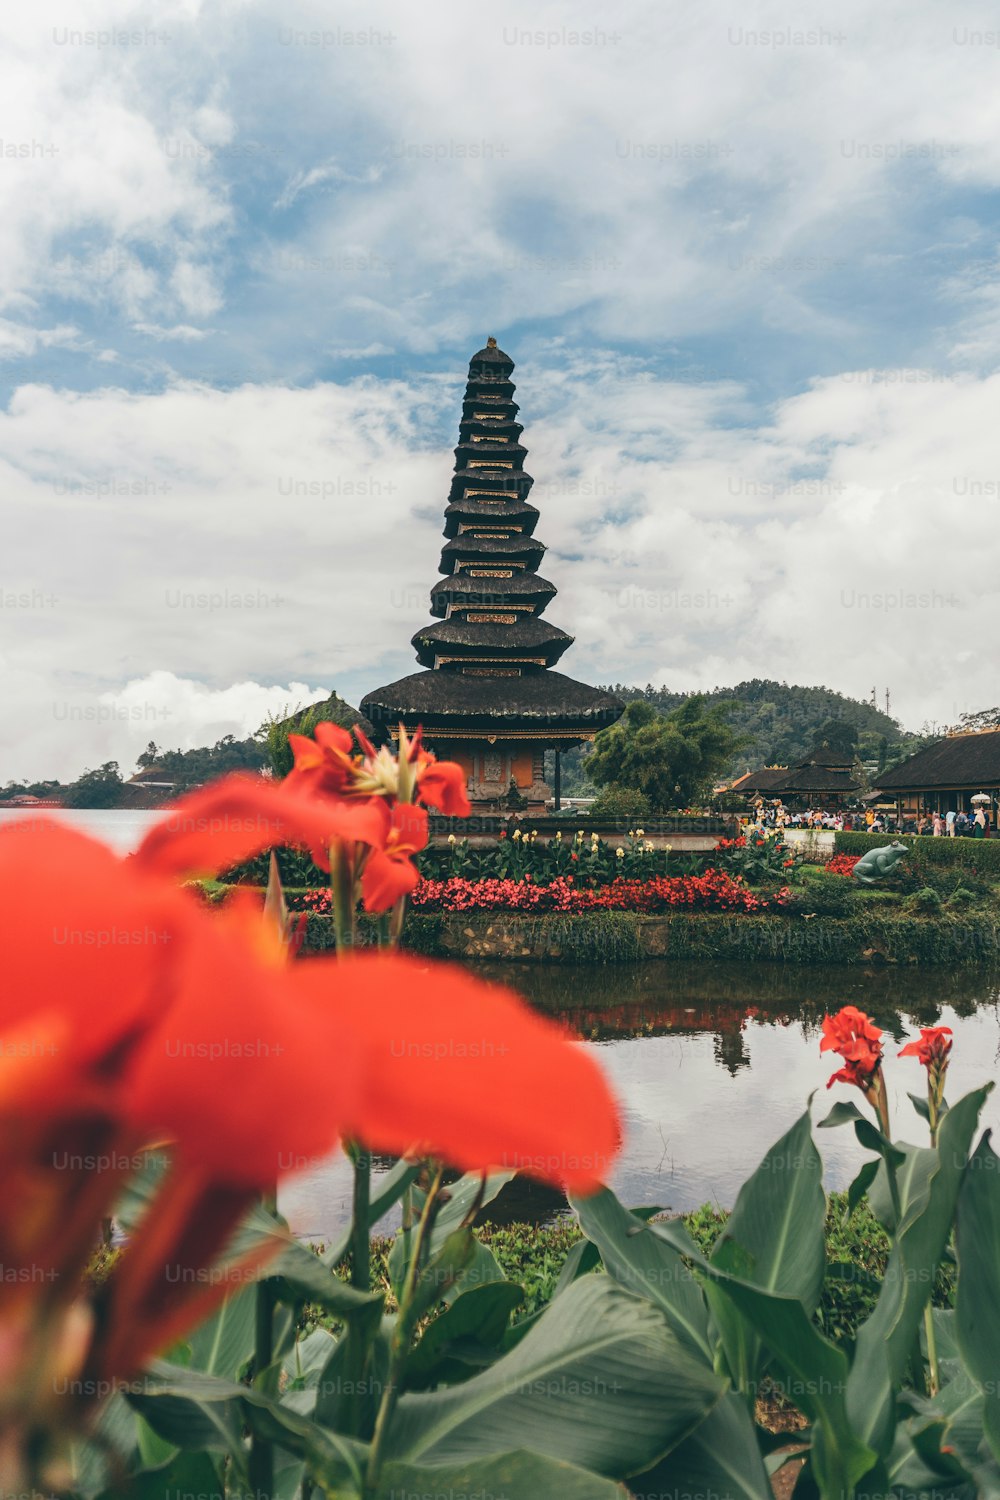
[457,524,521,535]
[444,602,535,617]
[466,611,517,623]
[436,655,547,666]
[389,728,598,742]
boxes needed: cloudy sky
[3,0,1000,781]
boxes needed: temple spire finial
[486,336,497,347]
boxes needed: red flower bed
[410,870,786,913]
[824,854,860,878]
[294,869,789,915]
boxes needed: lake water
[280,960,1000,1240]
[0,806,160,852]
[5,811,997,1237]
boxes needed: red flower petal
[0,819,191,1077]
[121,907,359,1186]
[134,773,387,878]
[319,953,621,1191]
[416,758,472,818]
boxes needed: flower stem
[364,1165,444,1497]
[350,1145,371,1293]
[330,840,357,952]
[923,1099,941,1395]
[924,1302,940,1396]
[248,1276,275,1500]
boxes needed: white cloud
[132,321,210,340]
[274,160,383,211]
[0,320,82,358]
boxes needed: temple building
[731,743,860,808]
[872,727,1000,822]
[361,339,623,810]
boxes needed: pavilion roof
[361,668,622,731]
[874,728,1000,790]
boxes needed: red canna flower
[286,721,471,817]
[899,1026,953,1068]
[285,720,358,797]
[900,1026,953,1142]
[820,1005,883,1070]
[820,1005,889,1132]
[360,803,429,912]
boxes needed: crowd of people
[743,801,992,838]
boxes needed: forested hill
[600,679,905,777]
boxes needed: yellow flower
[616,847,625,858]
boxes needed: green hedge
[299,909,1000,965]
[835,829,1000,874]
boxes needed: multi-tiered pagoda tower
[361,339,622,810]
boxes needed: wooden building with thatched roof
[731,743,860,807]
[872,728,1000,822]
[362,339,622,810]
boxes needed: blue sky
[3,0,1000,778]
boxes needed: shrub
[586,785,653,821]
[903,886,944,914]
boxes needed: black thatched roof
[735,764,859,795]
[470,338,513,368]
[449,470,534,500]
[875,730,1000,790]
[443,499,539,537]
[780,767,859,793]
[361,669,623,733]
[733,767,789,793]
[459,417,523,437]
[462,396,519,418]
[412,618,572,668]
[458,438,527,456]
[440,535,544,572]
[429,573,557,616]
[465,377,515,399]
